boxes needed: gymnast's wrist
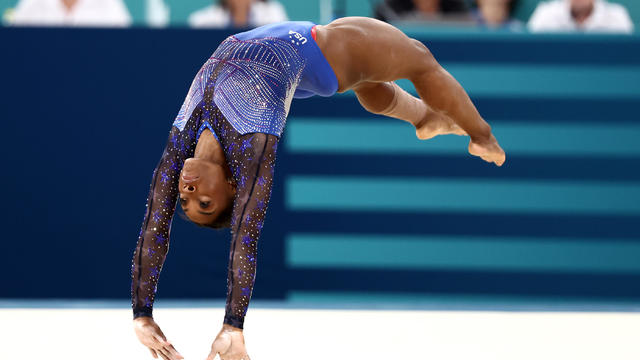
[222,323,243,332]
[133,306,153,320]
[223,314,244,330]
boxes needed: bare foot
[414,110,467,140]
[468,134,506,166]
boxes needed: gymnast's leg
[405,40,505,165]
[354,34,504,165]
[353,81,467,140]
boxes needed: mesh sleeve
[219,131,279,329]
[130,123,197,319]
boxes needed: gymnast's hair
[203,204,233,229]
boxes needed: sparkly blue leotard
[172,21,337,137]
[131,21,338,329]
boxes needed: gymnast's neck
[194,128,227,169]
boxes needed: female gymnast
[131,16,506,360]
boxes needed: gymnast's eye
[179,198,187,206]
[199,201,210,209]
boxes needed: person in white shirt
[528,0,634,33]
[188,0,288,29]
[11,0,131,27]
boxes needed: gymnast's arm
[131,126,190,319]
[130,125,194,360]
[206,132,278,360]
[220,132,279,329]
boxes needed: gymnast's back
[232,21,337,98]
[172,21,338,138]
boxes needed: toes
[415,128,436,140]
[453,126,468,136]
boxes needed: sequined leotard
[131,21,338,329]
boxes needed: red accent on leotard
[311,25,317,41]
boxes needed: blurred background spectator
[2,0,637,31]
[528,0,633,33]
[188,0,288,29]
[10,0,131,27]
[147,0,169,27]
[472,0,523,29]
[374,0,471,23]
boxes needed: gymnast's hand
[207,324,250,360]
[133,317,184,360]
[468,133,506,167]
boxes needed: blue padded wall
[0,27,639,303]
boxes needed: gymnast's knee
[354,82,396,115]
[408,38,439,75]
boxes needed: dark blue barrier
[1,27,639,303]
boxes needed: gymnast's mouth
[181,173,199,183]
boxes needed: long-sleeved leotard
[131,95,278,328]
[131,21,337,329]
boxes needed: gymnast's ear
[228,178,237,195]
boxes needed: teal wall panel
[513,0,541,23]
[389,64,640,98]
[166,0,209,26]
[444,64,640,98]
[287,234,640,273]
[287,118,640,157]
[127,0,144,24]
[286,291,640,308]
[344,0,375,18]
[0,0,16,11]
[287,176,640,215]
[280,0,320,22]
[1,0,18,22]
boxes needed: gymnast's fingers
[145,334,164,350]
[148,335,174,360]
[156,350,170,360]
[149,348,158,359]
[153,333,172,351]
[164,342,184,360]
[156,347,172,360]
[154,333,167,344]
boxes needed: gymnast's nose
[182,172,198,192]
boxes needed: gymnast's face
[178,158,235,226]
